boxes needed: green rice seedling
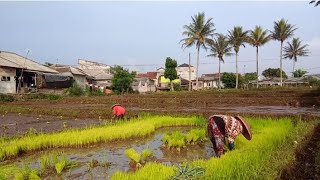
[185,129,206,144]
[101,151,111,168]
[13,172,24,180]
[39,154,50,173]
[170,164,205,180]
[55,160,66,174]
[125,148,141,164]
[28,171,41,180]
[0,116,204,161]
[163,131,186,150]
[141,149,153,161]
[111,162,176,180]
[110,118,317,180]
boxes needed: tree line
[180,12,310,89]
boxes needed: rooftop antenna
[17,49,30,94]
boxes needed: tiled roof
[178,63,193,67]
[136,72,157,79]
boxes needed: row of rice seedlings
[125,147,154,168]
[13,165,40,180]
[0,116,204,161]
[110,118,316,180]
[162,129,206,151]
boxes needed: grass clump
[171,164,205,180]
[162,129,206,150]
[0,94,14,102]
[125,148,141,165]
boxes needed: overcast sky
[0,1,319,76]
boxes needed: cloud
[307,37,320,52]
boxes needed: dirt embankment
[280,124,320,180]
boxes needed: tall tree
[271,18,297,87]
[207,34,233,89]
[111,66,135,94]
[283,38,309,73]
[247,26,271,88]
[227,26,248,89]
[310,0,320,6]
[164,57,178,91]
[181,12,215,90]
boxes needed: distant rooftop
[178,63,193,67]
[0,51,58,73]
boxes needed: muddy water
[14,127,213,180]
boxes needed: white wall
[0,67,16,94]
[73,75,87,89]
[176,66,196,81]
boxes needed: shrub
[0,94,14,102]
[48,94,62,100]
[68,83,84,96]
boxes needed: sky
[0,1,319,76]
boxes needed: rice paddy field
[0,89,319,179]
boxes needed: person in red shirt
[111,104,126,120]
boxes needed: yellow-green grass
[0,116,204,161]
[111,118,317,180]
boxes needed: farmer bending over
[111,104,126,120]
[207,115,252,157]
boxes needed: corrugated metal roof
[0,51,58,73]
[78,69,113,80]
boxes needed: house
[49,65,87,89]
[191,73,223,90]
[0,51,64,94]
[176,63,196,81]
[77,59,113,93]
[132,77,156,93]
[249,77,308,87]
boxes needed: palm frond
[283,37,309,62]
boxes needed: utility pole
[188,53,191,91]
[17,50,30,94]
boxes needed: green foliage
[293,69,308,77]
[112,118,313,180]
[0,94,14,102]
[185,129,206,144]
[28,172,40,180]
[171,165,205,180]
[85,86,104,96]
[111,66,135,94]
[221,72,236,88]
[0,116,204,161]
[308,77,320,86]
[125,148,141,163]
[141,149,153,161]
[68,83,84,96]
[164,57,178,91]
[48,94,62,100]
[262,68,288,79]
[242,72,257,84]
[164,57,178,81]
[163,131,186,149]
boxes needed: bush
[0,94,14,102]
[308,77,320,87]
[85,87,104,96]
[48,94,62,100]
[68,83,84,96]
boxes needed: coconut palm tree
[310,0,320,6]
[227,26,248,89]
[247,26,271,88]
[271,18,297,87]
[207,34,233,89]
[283,38,309,73]
[181,12,215,90]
